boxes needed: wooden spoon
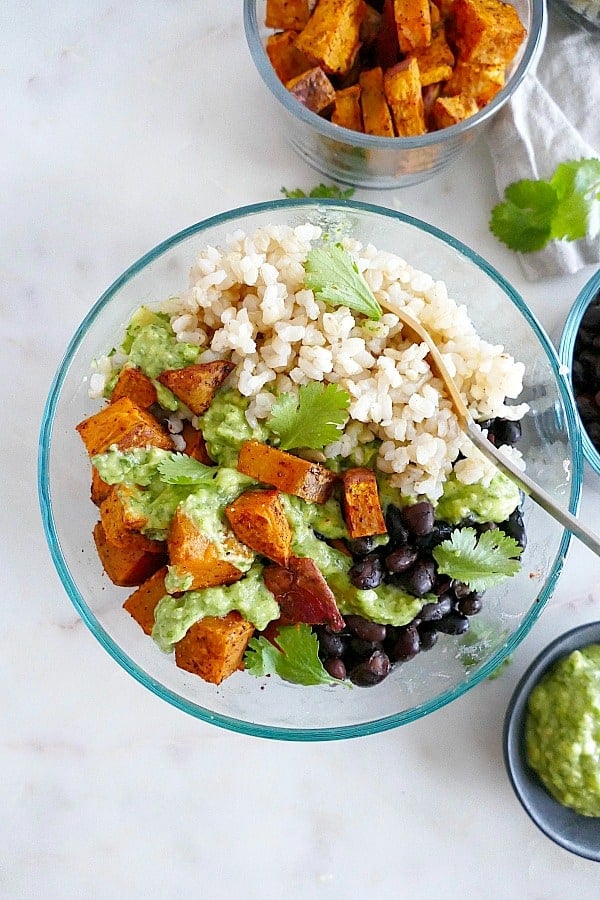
[386,304,600,556]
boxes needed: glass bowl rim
[559,267,600,477]
[39,197,581,741]
[243,0,547,152]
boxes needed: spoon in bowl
[385,304,600,557]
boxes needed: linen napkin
[486,8,600,280]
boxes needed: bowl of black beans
[559,268,600,476]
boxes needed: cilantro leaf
[432,527,522,592]
[266,382,350,450]
[490,158,600,253]
[156,453,215,485]
[281,183,355,199]
[244,624,342,686]
[304,243,383,320]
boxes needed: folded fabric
[486,8,600,280]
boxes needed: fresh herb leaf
[156,453,215,484]
[266,382,350,450]
[490,158,600,252]
[244,624,342,686]
[432,527,522,592]
[281,183,355,199]
[304,242,383,320]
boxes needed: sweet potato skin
[225,489,292,566]
[157,361,234,416]
[174,612,255,684]
[76,397,174,457]
[285,66,337,115]
[263,556,345,631]
[167,507,247,591]
[341,467,387,539]
[237,440,337,504]
[123,566,169,635]
[93,521,167,587]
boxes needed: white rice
[95,222,529,502]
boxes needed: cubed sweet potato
[167,507,248,591]
[341,467,387,539]
[123,566,169,635]
[359,67,395,137]
[110,366,157,409]
[295,0,366,76]
[157,360,234,416]
[406,25,455,86]
[91,466,111,506]
[393,0,432,54]
[431,93,479,128]
[285,66,337,115]
[76,397,174,457]
[265,0,312,30]
[383,58,426,136]
[237,441,337,504]
[174,612,255,685]
[331,84,363,131]
[181,422,213,465]
[100,486,165,554]
[450,0,526,66]
[93,521,167,587]
[266,30,312,84]
[225,489,292,566]
[263,556,345,631]
[442,60,505,105]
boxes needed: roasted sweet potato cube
[295,0,366,76]
[157,360,234,416]
[450,0,526,66]
[331,84,363,131]
[110,366,157,409]
[266,30,312,84]
[359,67,394,137]
[181,422,213,465]
[383,59,426,136]
[263,556,345,631]
[237,441,337,504]
[93,521,167,587]
[167,507,247,591]
[393,0,432,54]
[225,489,292,566]
[431,93,479,128]
[123,566,169,635]
[285,66,337,115]
[406,25,455,86]
[174,612,255,685]
[100,486,164,555]
[76,397,174,457]
[265,0,312,30]
[91,466,111,506]
[341,467,387,539]
[442,60,505,105]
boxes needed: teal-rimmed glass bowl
[39,199,582,740]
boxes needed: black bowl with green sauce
[504,621,600,861]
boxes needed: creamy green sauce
[198,388,269,467]
[525,644,600,817]
[435,471,520,524]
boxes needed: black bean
[349,650,391,686]
[347,535,376,558]
[385,504,409,544]
[453,580,472,600]
[401,501,435,536]
[433,575,453,596]
[390,625,420,662]
[385,545,418,574]
[318,630,346,658]
[488,417,522,447]
[349,555,385,590]
[436,612,470,635]
[416,521,454,553]
[502,507,527,551]
[345,615,387,643]
[324,657,347,680]
[456,594,483,616]
[418,624,439,651]
[419,594,453,621]
[348,637,382,660]
[406,560,436,596]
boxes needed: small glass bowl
[39,199,582,740]
[243,0,546,189]
[559,268,600,477]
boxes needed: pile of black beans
[571,291,600,449]
[316,416,526,687]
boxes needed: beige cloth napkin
[486,8,600,280]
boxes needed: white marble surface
[3,3,600,897]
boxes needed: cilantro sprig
[244,624,343,686]
[281,184,355,199]
[432,527,522,593]
[266,382,350,451]
[304,242,383,321]
[490,158,600,253]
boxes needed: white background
[2,3,600,898]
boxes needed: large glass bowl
[39,199,582,740]
[243,0,546,189]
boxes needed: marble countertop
[3,3,600,897]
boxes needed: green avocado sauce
[435,471,520,524]
[525,644,600,817]
[198,388,269,467]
